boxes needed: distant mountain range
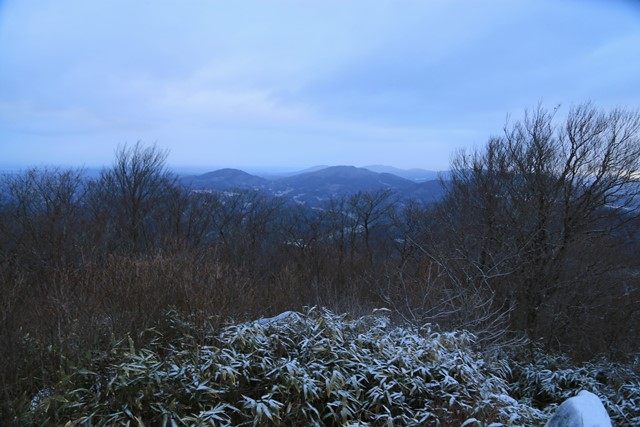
[362,165,443,181]
[181,165,447,206]
[251,165,444,181]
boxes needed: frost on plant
[26,308,638,425]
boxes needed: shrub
[26,308,547,426]
[510,350,640,425]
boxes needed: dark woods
[1,104,639,418]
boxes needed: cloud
[1,0,639,168]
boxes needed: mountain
[363,165,442,181]
[181,168,267,190]
[181,165,446,206]
[276,166,416,204]
[253,165,330,179]
[406,179,448,203]
[291,165,331,175]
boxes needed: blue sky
[1,0,639,170]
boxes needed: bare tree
[0,168,85,270]
[90,142,176,253]
[433,103,640,342]
[348,189,395,263]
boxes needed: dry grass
[0,248,384,421]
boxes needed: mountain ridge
[181,165,446,206]
[362,165,442,181]
[181,168,268,190]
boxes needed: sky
[1,0,640,171]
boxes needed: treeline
[1,103,640,419]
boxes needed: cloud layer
[1,0,639,169]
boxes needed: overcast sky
[1,0,639,171]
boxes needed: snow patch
[545,390,611,427]
[254,311,299,326]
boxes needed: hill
[405,178,448,202]
[363,165,442,181]
[275,165,416,203]
[181,168,267,190]
[181,165,446,206]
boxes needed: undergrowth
[17,308,640,426]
